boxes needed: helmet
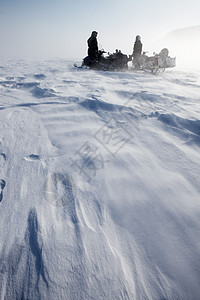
[136,35,141,41]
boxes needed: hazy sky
[0,0,200,59]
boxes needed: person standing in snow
[132,35,142,68]
[87,31,99,61]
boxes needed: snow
[0,58,200,299]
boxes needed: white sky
[0,0,200,60]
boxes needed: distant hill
[157,25,200,67]
[165,25,200,40]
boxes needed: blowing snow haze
[158,25,200,68]
[1,24,200,68]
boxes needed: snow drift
[0,59,200,299]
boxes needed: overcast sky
[0,0,200,60]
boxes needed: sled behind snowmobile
[132,48,176,74]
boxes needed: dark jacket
[87,36,98,60]
[133,40,142,57]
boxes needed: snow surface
[0,59,200,300]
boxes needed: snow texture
[0,59,200,300]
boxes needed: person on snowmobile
[132,35,142,68]
[87,31,99,61]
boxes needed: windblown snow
[0,59,200,300]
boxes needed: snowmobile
[75,50,132,71]
[74,48,175,74]
[132,48,176,74]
